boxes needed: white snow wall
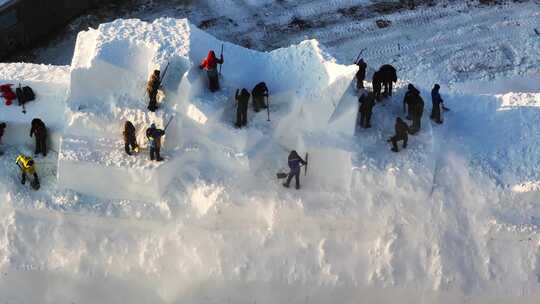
[57,17,359,200]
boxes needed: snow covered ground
[0,1,540,303]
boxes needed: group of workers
[356,58,448,153]
[3,48,451,193]
[0,118,47,190]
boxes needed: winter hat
[150,123,156,129]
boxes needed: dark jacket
[356,59,367,80]
[431,87,443,106]
[379,64,397,82]
[147,72,160,95]
[146,126,165,148]
[288,151,307,174]
[359,93,375,113]
[404,85,420,107]
[396,118,409,137]
[235,89,250,109]
[0,122,5,142]
[413,95,425,117]
[372,71,383,88]
[252,82,269,98]
[123,121,136,142]
[30,119,46,138]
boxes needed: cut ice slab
[57,135,178,201]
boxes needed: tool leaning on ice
[16,154,40,190]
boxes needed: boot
[282,183,290,188]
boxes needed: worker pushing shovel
[277,150,308,190]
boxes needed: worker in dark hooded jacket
[147,70,161,112]
[388,117,409,152]
[30,118,47,157]
[355,58,367,90]
[199,50,224,92]
[430,84,444,124]
[409,92,424,134]
[235,88,250,128]
[283,150,307,190]
[123,121,139,155]
[379,64,397,97]
[146,123,165,161]
[359,90,375,128]
[403,84,420,120]
[372,71,383,101]
[251,82,268,112]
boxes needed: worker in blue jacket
[283,150,307,190]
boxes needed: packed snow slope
[0,9,540,304]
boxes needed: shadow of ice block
[57,135,179,201]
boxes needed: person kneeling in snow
[123,121,139,155]
[283,150,307,190]
[146,123,165,161]
[147,70,161,112]
[251,82,268,112]
[388,117,409,152]
[16,154,40,190]
[235,88,250,128]
[199,50,224,92]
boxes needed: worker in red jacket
[199,50,224,92]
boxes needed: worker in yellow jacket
[16,154,40,190]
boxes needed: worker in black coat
[30,118,47,157]
[372,71,383,101]
[378,64,397,97]
[355,58,367,90]
[146,123,165,161]
[409,94,424,135]
[359,91,375,128]
[403,84,420,120]
[123,121,139,155]
[147,70,161,112]
[430,84,444,124]
[388,117,409,152]
[251,82,268,112]
[235,88,250,128]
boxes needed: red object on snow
[199,50,223,70]
[0,84,16,106]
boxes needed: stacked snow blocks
[58,23,178,201]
